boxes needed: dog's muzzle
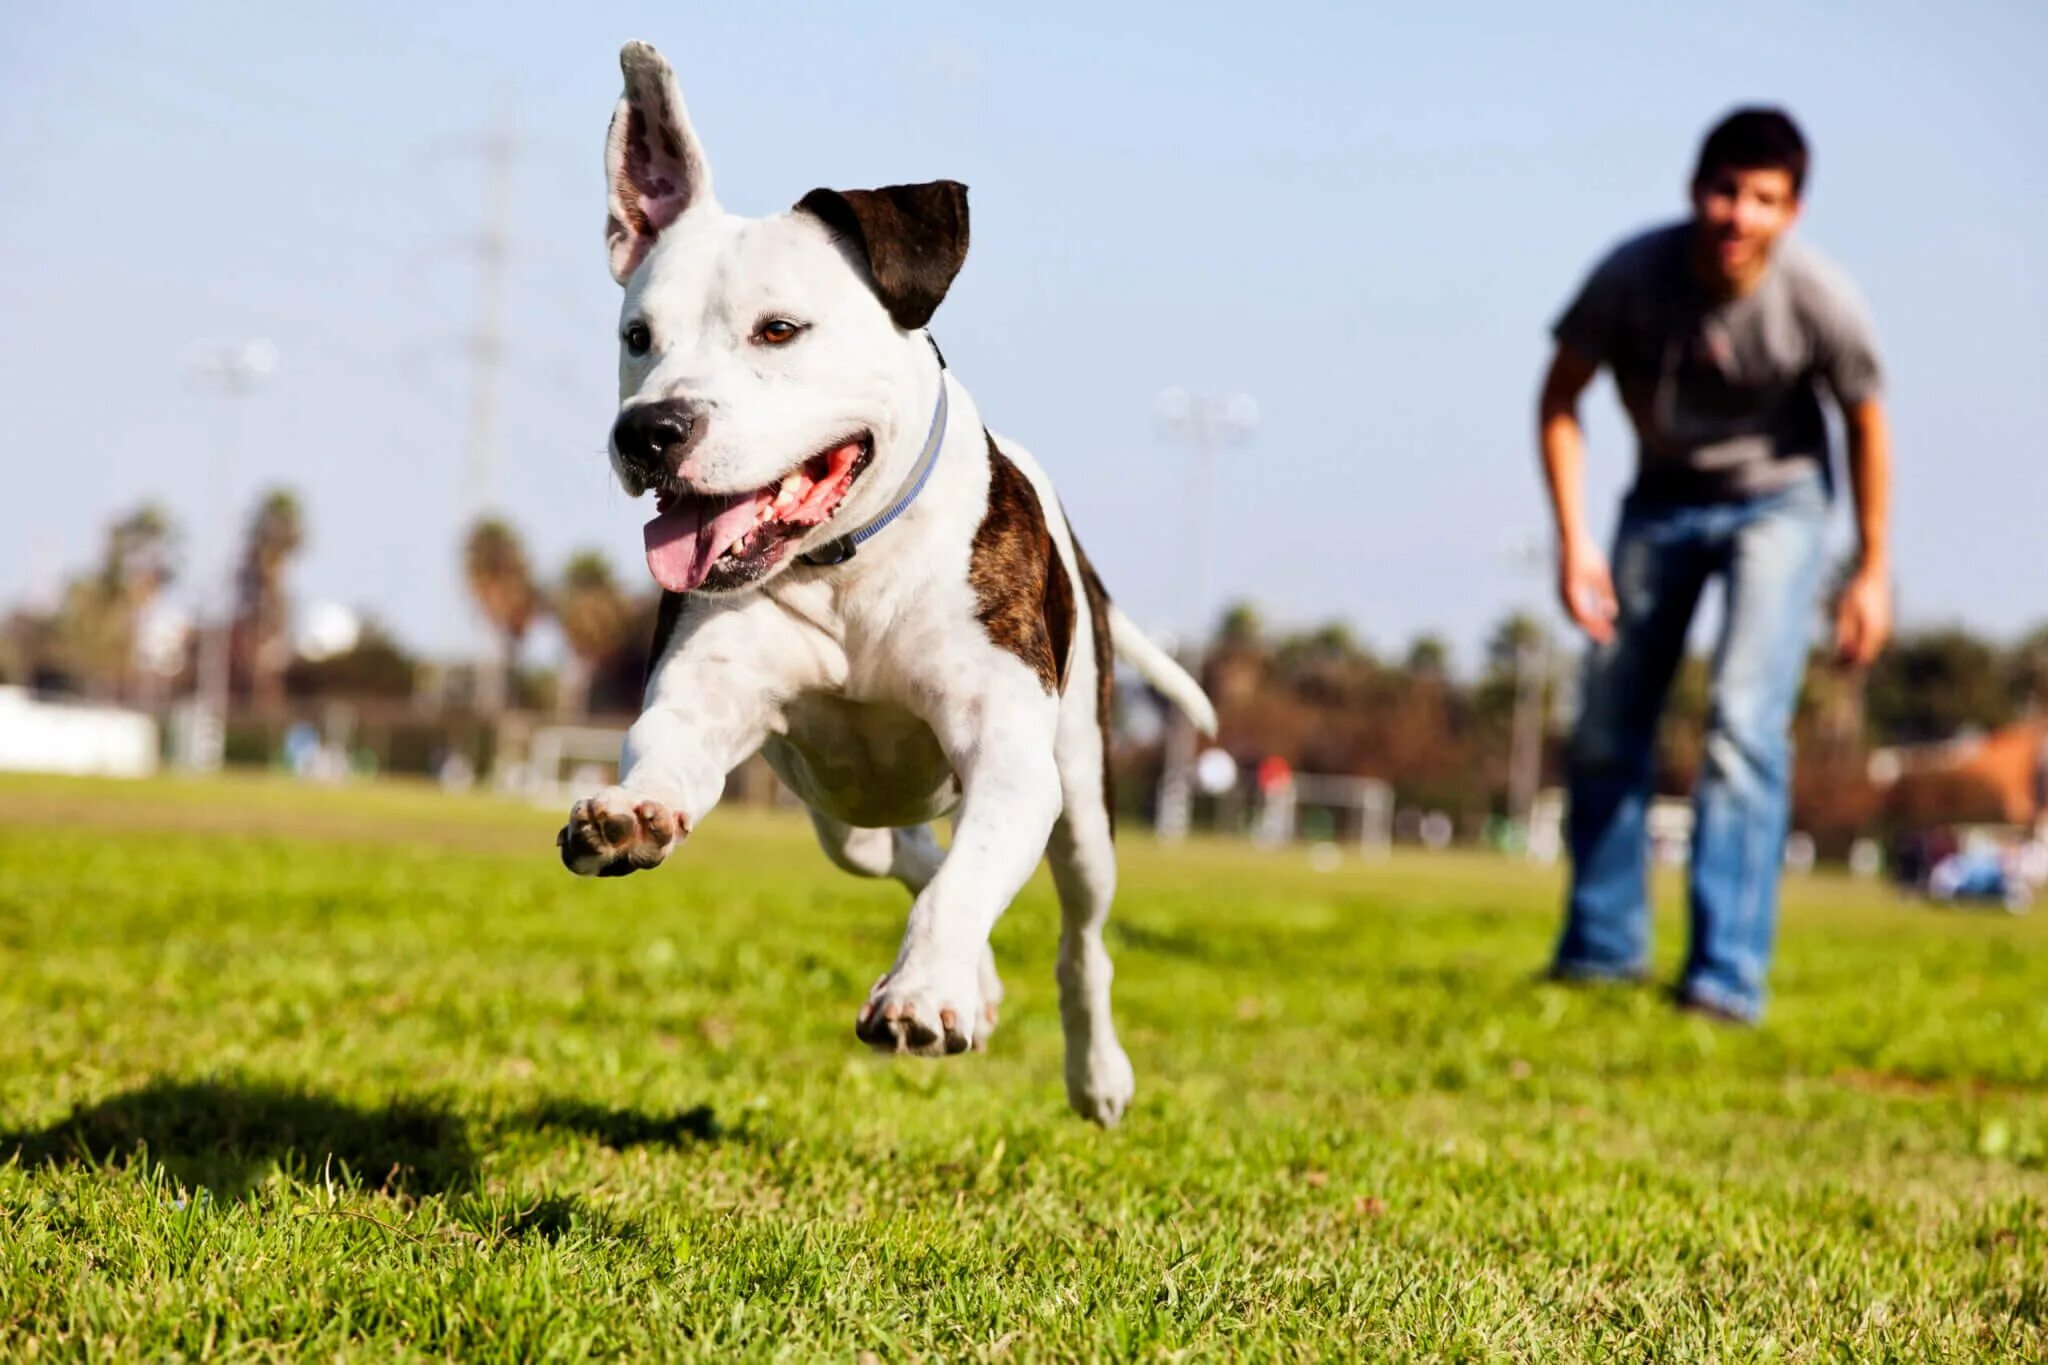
[612,399,708,484]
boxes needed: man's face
[1690,165,1800,285]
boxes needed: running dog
[557,41,1216,1123]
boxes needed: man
[1537,108,1892,1023]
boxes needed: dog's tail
[1107,604,1218,738]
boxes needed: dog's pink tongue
[644,495,765,592]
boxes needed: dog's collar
[798,339,949,569]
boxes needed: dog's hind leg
[809,813,1006,1039]
[1046,736,1136,1126]
[806,810,942,892]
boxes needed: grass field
[2,773,2045,1359]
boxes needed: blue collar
[798,362,948,568]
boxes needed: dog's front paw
[557,788,683,876]
[856,958,989,1057]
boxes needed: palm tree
[235,489,304,710]
[54,504,179,700]
[1215,601,1264,652]
[1403,634,1451,682]
[109,504,178,605]
[463,517,541,714]
[551,552,631,720]
[109,504,178,702]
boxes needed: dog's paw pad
[559,790,682,876]
[857,968,983,1057]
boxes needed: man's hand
[1537,344,1611,644]
[1835,399,1893,671]
[1558,537,1618,645]
[1834,566,1891,669]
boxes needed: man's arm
[1833,396,1893,668]
[1538,343,1617,644]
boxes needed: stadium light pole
[182,339,277,772]
[1501,532,1555,851]
[1152,388,1257,841]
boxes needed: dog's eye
[622,321,652,356]
[755,318,804,346]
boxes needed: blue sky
[3,1,2043,672]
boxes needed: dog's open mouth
[642,435,871,593]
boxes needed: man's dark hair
[1693,107,1809,197]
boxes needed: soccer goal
[1254,772,1394,857]
[524,724,628,807]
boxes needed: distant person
[1536,108,1892,1022]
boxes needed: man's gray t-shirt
[1552,222,1882,500]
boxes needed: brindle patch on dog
[1071,537,1117,836]
[969,439,1073,694]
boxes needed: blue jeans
[1551,474,1831,1020]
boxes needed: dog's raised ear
[604,41,714,284]
[794,181,970,331]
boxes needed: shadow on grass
[1108,919,1211,961]
[445,1191,647,1246]
[517,1099,727,1149]
[3,1081,739,1199]
[1,1079,475,1197]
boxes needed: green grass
[1,773,2044,1360]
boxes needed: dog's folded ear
[605,41,714,284]
[795,181,970,331]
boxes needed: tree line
[0,497,653,722]
[5,502,2043,830]
[1196,597,2048,846]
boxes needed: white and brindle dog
[557,41,1216,1124]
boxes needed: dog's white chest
[762,693,958,829]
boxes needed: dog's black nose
[612,400,706,480]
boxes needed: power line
[427,93,531,711]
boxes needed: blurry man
[1537,108,1892,1022]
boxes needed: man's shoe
[1672,990,1756,1026]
